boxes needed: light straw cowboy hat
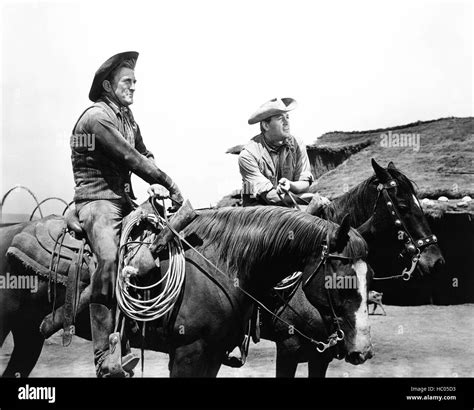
[248,97,297,125]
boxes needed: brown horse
[268,159,445,377]
[0,205,373,377]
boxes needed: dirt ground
[1,304,473,378]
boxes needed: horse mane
[183,206,367,279]
[323,165,418,226]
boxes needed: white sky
[0,0,472,214]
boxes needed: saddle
[7,202,195,350]
[7,212,93,345]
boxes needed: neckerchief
[262,135,291,153]
[262,135,294,182]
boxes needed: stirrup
[122,352,140,373]
[96,357,127,379]
[106,333,139,376]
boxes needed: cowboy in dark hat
[71,51,184,377]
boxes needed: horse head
[301,214,374,365]
[370,158,445,278]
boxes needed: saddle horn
[150,199,197,254]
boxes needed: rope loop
[115,209,186,322]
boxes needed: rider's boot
[90,303,138,377]
[223,336,248,368]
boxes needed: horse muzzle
[345,347,373,365]
[417,244,445,277]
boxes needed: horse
[316,159,444,281]
[266,159,445,377]
[0,205,373,377]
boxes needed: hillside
[309,117,473,199]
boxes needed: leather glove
[168,185,184,213]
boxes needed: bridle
[152,207,359,354]
[123,201,363,355]
[371,179,438,281]
[274,239,365,353]
[301,242,351,352]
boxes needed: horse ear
[371,158,391,183]
[334,213,351,252]
[357,215,375,241]
[387,161,396,170]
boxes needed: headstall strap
[377,179,398,191]
[373,178,438,281]
[379,178,438,248]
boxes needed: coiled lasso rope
[115,208,186,322]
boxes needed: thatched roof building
[308,117,473,199]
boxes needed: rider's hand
[276,178,291,196]
[147,184,170,200]
[168,188,184,213]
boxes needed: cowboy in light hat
[226,98,329,368]
[71,51,184,377]
[238,97,318,207]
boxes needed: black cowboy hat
[89,51,139,102]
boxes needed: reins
[154,205,351,353]
[271,239,357,352]
[115,200,360,353]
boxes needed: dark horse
[266,159,445,377]
[0,206,373,377]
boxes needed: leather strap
[48,227,67,314]
[62,238,85,346]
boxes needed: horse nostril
[433,257,446,275]
[436,258,445,268]
[347,352,363,364]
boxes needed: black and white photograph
[0,0,472,408]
